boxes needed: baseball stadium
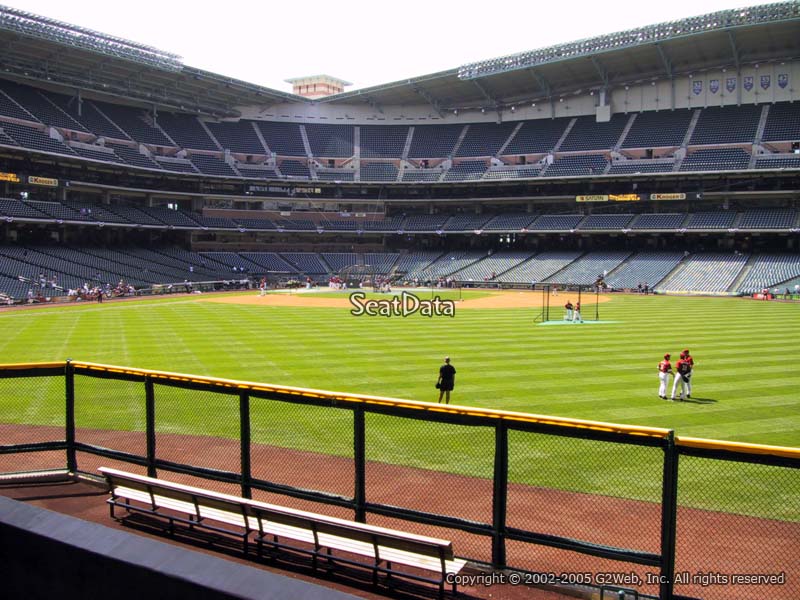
[0,2,798,600]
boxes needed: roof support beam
[412,85,443,118]
[364,95,383,114]
[528,69,551,97]
[655,43,673,79]
[727,30,741,70]
[590,56,609,87]
[471,79,499,107]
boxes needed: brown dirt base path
[200,289,611,310]
[1,424,797,600]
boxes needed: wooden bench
[99,467,467,596]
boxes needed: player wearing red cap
[682,350,695,398]
[671,353,691,401]
[572,301,582,323]
[658,354,673,399]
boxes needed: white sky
[2,0,782,93]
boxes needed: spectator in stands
[436,357,456,404]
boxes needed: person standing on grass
[572,301,582,322]
[437,357,456,404]
[671,353,691,401]
[658,353,673,399]
[564,300,573,321]
[682,349,695,398]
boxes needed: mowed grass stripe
[0,293,798,518]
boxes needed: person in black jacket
[437,357,456,404]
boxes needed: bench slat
[100,466,467,587]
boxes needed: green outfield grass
[0,292,798,519]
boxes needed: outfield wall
[0,361,797,600]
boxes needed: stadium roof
[322,1,800,114]
[0,4,297,117]
[0,2,798,118]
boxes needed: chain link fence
[2,361,798,600]
[365,413,495,560]
[0,368,64,474]
[675,452,800,600]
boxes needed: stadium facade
[0,2,799,300]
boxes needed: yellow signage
[28,176,59,187]
[650,193,686,200]
[609,194,641,202]
[576,195,609,202]
[0,172,20,183]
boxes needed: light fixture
[510,106,515,112]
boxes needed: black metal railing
[1,360,798,600]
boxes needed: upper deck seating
[559,114,628,151]
[407,125,462,158]
[689,105,761,145]
[158,113,218,151]
[305,124,353,157]
[94,101,172,146]
[360,125,408,158]
[503,118,569,155]
[455,122,516,157]
[255,121,306,156]
[622,109,693,148]
[761,102,800,142]
[206,121,266,154]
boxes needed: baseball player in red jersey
[572,301,582,322]
[682,349,695,398]
[671,354,691,401]
[658,353,673,399]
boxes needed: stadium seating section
[1,240,799,300]
[1,78,798,182]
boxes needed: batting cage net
[534,283,604,323]
[337,263,378,290]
